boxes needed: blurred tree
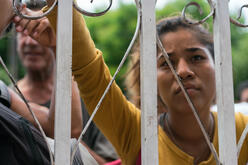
[0,36,10,84]
[0,33,25,85]
[0,37,8,62]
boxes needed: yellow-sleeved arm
[46,7,141,164]
[44,6,96,71]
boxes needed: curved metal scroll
[183,1,248,28]
[12,0,58,20]
[182,0,215,25]
[230,4,248,27]
[12,0,112,19]
[73,0,113,17]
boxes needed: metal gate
[6,0,248,164]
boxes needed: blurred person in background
[237,80,248,103]
[212,80,248,115]
[14,1,118,164]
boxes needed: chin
[172,97,206,113]
[27,65,46,72]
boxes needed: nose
[176,59,195,80]
[24,36,39,46]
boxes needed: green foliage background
[0,37,11,84]
[1,0,248,100]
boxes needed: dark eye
[161,61,168,67]
[191,55,205,62]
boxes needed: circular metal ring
[182,0,215,25]
[12,0,58,20]
[230,4,248,27]
[73,0,112,17]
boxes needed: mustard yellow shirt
[46,8,248,165]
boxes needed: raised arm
[48,79,83,138]
[41,2,97,71]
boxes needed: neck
[167,106,213,141]
[25,73,54,88]
[164,109,214,163]
[26,66,54,83]
[17,69,54,105]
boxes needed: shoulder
[234,112,248,126]
[212,110,248,125]
[213,111,248,136]
[234,112,248,137]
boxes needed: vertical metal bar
[54,0,72,164]
[140,0,158,164]
[213,0,237,164]
[8,30,18,79]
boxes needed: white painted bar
[213,0,237,164]
[140,0,158,164]
[54,0,72,164]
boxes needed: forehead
[159,29,203,54]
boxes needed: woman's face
[157,29,216,114]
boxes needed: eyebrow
[157,47,206,60]
[157,52,172,60]
[185,47,204,52]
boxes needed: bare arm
[49,79,83,138]
[9,80,83,138]
[9,88,52,136]
[70,80,83,138]
[0,0,14,34]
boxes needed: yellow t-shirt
[46,8,248,165]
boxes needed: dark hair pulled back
[125,16,214,108]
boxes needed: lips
[24,52,43,56]
[175,83,199,94]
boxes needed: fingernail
[14,16,21,22]
[33,32,38,38]
[16,26,22,32]
[24,29,28,35]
